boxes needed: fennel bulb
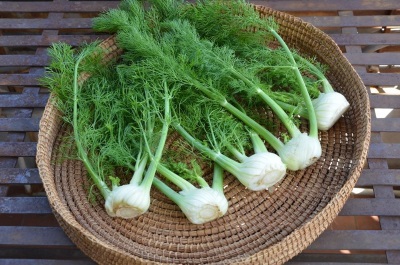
[235,152,286,191]
[105,184,151,219]
[153,163,229,224]
[312,92,350,130]
[177,187,228,224]
[278,132,322,171]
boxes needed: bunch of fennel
[42,33,229,224]
[42,42,175,219]
[41,0,351,224]
[179,0,350,131]
[117,60,228,224]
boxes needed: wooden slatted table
[1,1,399,264]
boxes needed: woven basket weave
[36,6,371,265]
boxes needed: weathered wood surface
[1,0,399,264]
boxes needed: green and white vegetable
[154,163,228,224]
[41,0,350,223]
[180,0,349,131]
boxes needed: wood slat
[357,169,400,186]
[288,260,387,265]
[0,169,41,185]
[292,253,387,263]
[358,72,400,86]
[0,247,92,262]
[256,0,400,11]
[372,118,400,132]
[0,197,52,214]
[3,52,398,68]
[0,259,95,265]
[0,93,49,108]
[0,18,92,30]
[0,226,74,246]
[301,15,400,28]
[330,33,400,46]
[0,35,107,48]
[1,15,397,30]
[0,74,41,86]
[0,118,40,132]
[0,142,37,157]
[2,191,398,216]
[368,143,400,159]
[0,1,119,13]
[1,0,397,13]
[370,94,400,108]
[308,230,400,250]
[0,55,48,67]
[1,72,399,88]
[2,52,398,68]
[345,52,400,66]
[340,198,400,216]
[5,69,399,87]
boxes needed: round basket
[36,5,371,265]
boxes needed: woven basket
[36,6,371,265]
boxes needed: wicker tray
[36,6,371,265]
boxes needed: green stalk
[174,123,243,176]
[129,154,148,185]
[221,99,284,151]
[249,131,267,153]
[153,177,183,203]
[140,85,171,191]
[275,100,308,118]
[227,68,301,138]
[294,54,334,93]
[73,50,110,198]
[156,164,196,191]
[226,144,247,162]
[188,78,284,151]
[194,174,210,188]
[269,28,318,138]
[212,163,225,194]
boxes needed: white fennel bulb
[279,133,322,171]
[177,187,228,224]
[312,92,350,131]
[236,152,286,191]
[104,184,150,219]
